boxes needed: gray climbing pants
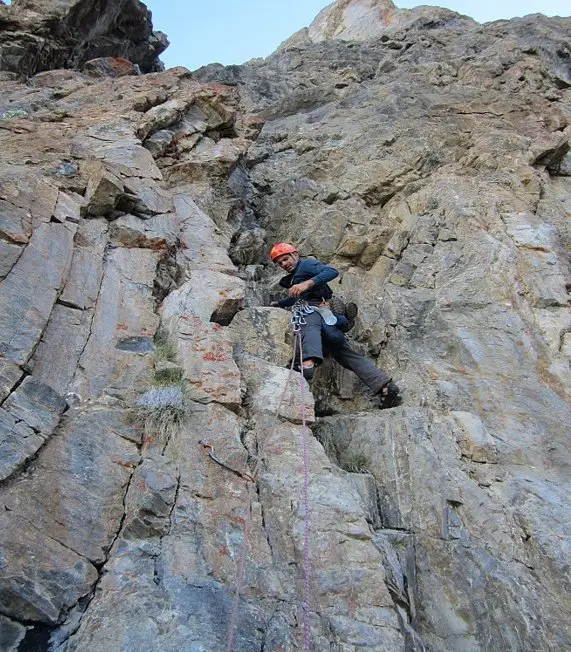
[295,310,391,393]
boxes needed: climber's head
[270,242,299,271]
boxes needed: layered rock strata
[0,1,570,650]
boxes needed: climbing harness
[199,440,255,483]
[291,299,314,331]
[291,298,337,329]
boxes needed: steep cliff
[0,1,570,650]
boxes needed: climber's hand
[269,301,280,307]
[289,280,314,297]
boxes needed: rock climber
[269,242,401,408]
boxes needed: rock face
[282,0,475,48]
[0,0,570,650]
[0,0,168,77]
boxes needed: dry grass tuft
[135,385,187,446]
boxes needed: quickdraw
[199,440,255,483]
[290,299,314,332]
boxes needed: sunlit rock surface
[0,0,570,649]
[281,0,476,48]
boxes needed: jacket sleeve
[305,259,339,286]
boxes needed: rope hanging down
[201,310,313,652]
[296,327,313,652]
[221,352,300,652]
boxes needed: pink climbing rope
[225,483,253,652]
[296,330,312,652]
[225,354,299,651]
[224,327,312,652]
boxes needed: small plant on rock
[153,328,178,362]
[136,385,187,446]
[343,453,371,474]
[135,328,187,447]
[152,328,184,386]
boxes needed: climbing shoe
[292,360,316,380]
[301,365,315,381]
[329,296,347,316]
[345,302,358,321]
[342,301,358,332]
[378,380,402,409]
[329,297,358,333]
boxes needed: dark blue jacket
[277,258,339,308]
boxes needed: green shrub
[153,328,178,363]
[134,329,187,446]
[153,363,183,386]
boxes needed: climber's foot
[378,380,402,409]
[345,302,358,321]
[340,302,358,332]
[292,358,316,380]
[329,296,346,316]
[301,359,315,380]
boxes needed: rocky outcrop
[195,9,571,650]
[0,0,168,77]
[0,0,570,650]
[280,0,476,49]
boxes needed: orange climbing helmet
[269,242,298,262]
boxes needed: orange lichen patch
[203,345,228,362]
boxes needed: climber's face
[275,252,299,272]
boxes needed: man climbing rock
[269,242,401,408]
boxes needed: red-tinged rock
[83,57,139,78]
[170,316,242,409]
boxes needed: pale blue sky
[143,0,570,71]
